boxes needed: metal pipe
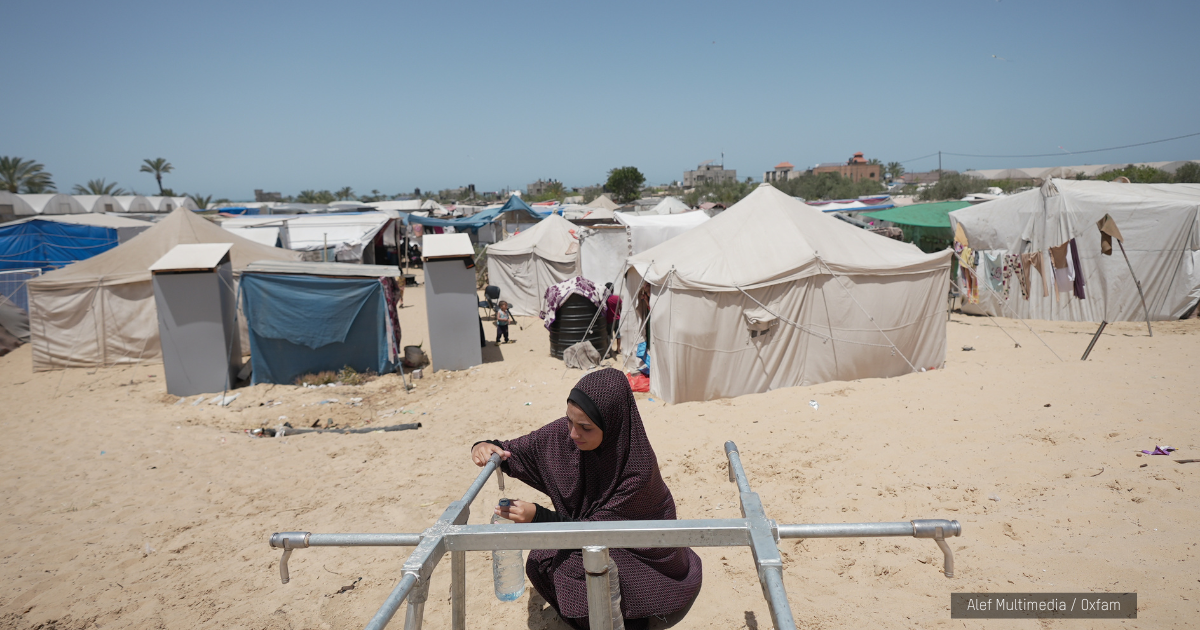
[760,566,798,630]
[442,518,752,551]
[1081,320,1108,360]
[778,522,915,539]
[402,577,429,630]
[462,453,501,505]
[451,551,465,630]
[364,573,417,630]
[583,546,623,630]
[1117,240,1153,337]
[724,441,752,493]
[310,533,422,547]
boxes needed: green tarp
[864,201,970,253]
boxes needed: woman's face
[566,402,603,451]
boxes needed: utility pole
[938,151,942,181]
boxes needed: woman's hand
[495,499,537,524]
[471,442,510,467]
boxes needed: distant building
[901,171,955,185]
[527,179,560,197]
[254,189,282,202]
[812,152,881,183]
[763,161,797,183]
[684,160,737,187]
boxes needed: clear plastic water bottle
[492,498,526,601]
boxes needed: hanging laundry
[1021,252,1049,298]
[1096,214,1124,256]
[1003,253,1024,300]
[984,251,1005,293]
[1049,242,1072,295]
[1069,238,1086,299]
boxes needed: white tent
[949,179,1200,322]
[614,211,710,256]
[578,226,628,288]
[624,184,951,404]
[219,212,391,263]
[649,196,690,214]
[173,196,200,211]
[144,196,181,212]
[26,208,301,371]
[0,192,37,219]
[113,196,157,213]
[485,214,580,316]
[72,195,123,214]
[17,194,88,215]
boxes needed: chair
[479,285,500,319]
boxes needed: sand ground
[1,270,1196,629]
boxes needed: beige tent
[485,214,580,316]
[624,184,951,404]
[27,208,301,371]
[586,194,619,211]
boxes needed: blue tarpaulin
[0,220,119,272]
[240,273,396,384]
[402,195,553,231]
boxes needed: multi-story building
[254,189,283,202]
[684,161,736,187]
[812,152,881,182]
[526,179,560,197]
[763,162,796,183]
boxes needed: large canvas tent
[949,179,1200,322]
[624,184,951,404]
[26,208,300,371]
[14,194,88,216]
[614,211,710,256]
[220,212,391,263]
[72,195,122,214]
[113,196,157,213]
[485,214,580,316]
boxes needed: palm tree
[72,178,126,196]
[885,162,905,182]
[1,156,55,193]
[139,158,174,195]
[546,181,565,200]
[334,186,356,201]
[186,193,213,210]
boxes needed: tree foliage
[772,172,884,201]
[1,156,55,193]
[1175,162,1200,183]
[885,162,905,181]
[684,178,757,207]
[72,178,126,195]
[916,172,992,201]
[1095,164,1174,184]
[139,158,174,195]
[334,186,356,200]
[297,189,336,204]
[604,166,645,203]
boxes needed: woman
[471,368,702,629]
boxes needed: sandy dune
[1,272,1197,629]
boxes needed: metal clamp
[583,546,624,630]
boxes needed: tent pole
[1081,321,1108,361]
[1117,241,1152,337]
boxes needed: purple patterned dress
[496,368,702,628]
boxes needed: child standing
[495,301,513,345]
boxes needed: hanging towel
[1097,214,1124,256]
[1069,238,1086,299]
[1049,242,1072,295]
[1022,252,1049,298]
[985,251,1005,292]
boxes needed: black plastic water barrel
[548,294,609,359]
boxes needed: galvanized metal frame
[270,442,961,630]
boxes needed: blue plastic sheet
[402,195,552,230]
[0,220,118,272]
[240,273,396,384]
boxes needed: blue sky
[3,0,1198,199]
